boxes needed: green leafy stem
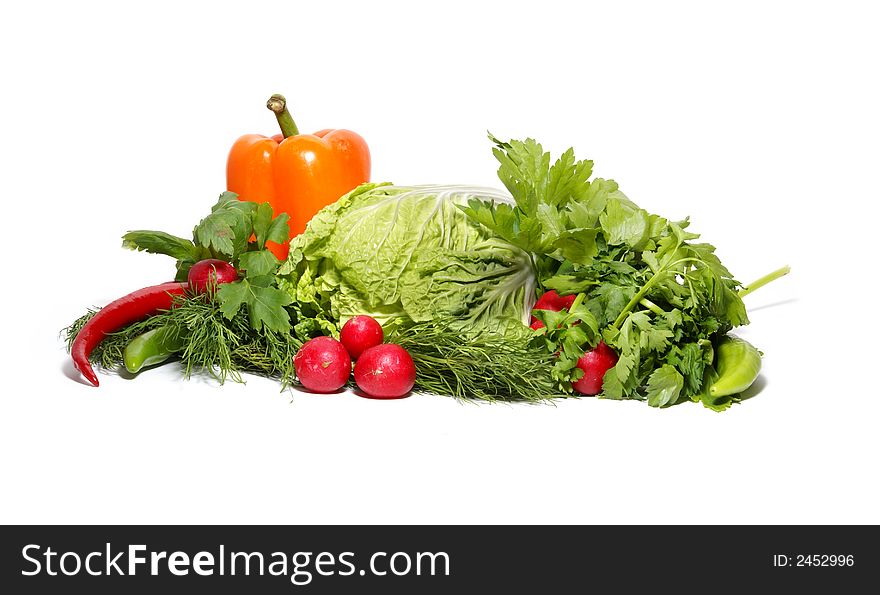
[612,257,702,329]
[612,260,791,329]
[738,265,791,298]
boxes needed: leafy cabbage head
[280,183,536,332]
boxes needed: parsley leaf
[599,199,651,249]
[122,230,202,261]
[252,202,290,249]
[545,147,594,206]
[193,191,256,257]
[553,229,600,266]
[217,278,293,333]
[490,135,549,216]
[646,365,685,407]
[238,249,280,278]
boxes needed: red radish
[294,336,352,393]
[530,290,577,325]
[572,341,619,396]
[353,344,416,399]
[340,315,384,359]
[187,259,238,294]
[530,320,545,330]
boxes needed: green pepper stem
[738,265,791,298]
[266,94,299,138]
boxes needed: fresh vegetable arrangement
[65,98,788,410]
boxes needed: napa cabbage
[278,183,536,333]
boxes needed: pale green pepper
[123,326,185,374]
[709,335,762,397]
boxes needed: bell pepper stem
[266,94,299,138]
[738,265,790,298]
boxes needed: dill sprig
[163,295,301,384]
[389,321,567,402]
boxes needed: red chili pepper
[71,282,187,387]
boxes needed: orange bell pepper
[226,94,370,259]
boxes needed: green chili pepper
[709,335,762,397]
[123,326,185,374]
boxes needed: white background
[1,1,878,524]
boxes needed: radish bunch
[530,290,619,396]
[293,316,416,399]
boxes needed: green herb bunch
[122,192,335,339]
[64,193,337,385]
[463,134,779,409]
[65,293,302,386]
[389,321,563,402]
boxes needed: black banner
[1,526,875,592]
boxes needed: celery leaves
[463,135,755,409]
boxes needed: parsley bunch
[463,135,773,410]
[123,192,323,337]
